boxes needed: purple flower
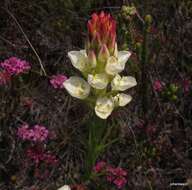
[50,74,67,89]
[1,57,31,75]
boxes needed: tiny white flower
[88,73,109,89]
[113,93,132,107]
[111,74,137,91]
[105,51,131,75]
[58,185,71,190]
[95,97,114,119]
[63,76,90,99]
[68,50,87,72]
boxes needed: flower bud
[98,44,110,63]
[87,11,116,53]
[87,50,97,68]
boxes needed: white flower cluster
[63,46,137,119]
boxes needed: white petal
[58,185,71,190]
[105,56,124,75]
[63,76,90,99]
[68,50,87,72]
[111,74,137,91]
[88,73,109,89]
[95,97,114,119]
[118,51,131,66]
[113,93,132,107]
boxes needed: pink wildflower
[32,125,49,142]
[50,74,67,89]
[1,57,31,75]
[0,71,11,85]
[113,177,127,189]
[17,124,31,140]
[26,147,58,166]
[93,161,106,173]
[17,124,49,142]
[106,166,127,188]
[112,167,127,176]
[153,80,163,92]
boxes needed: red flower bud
[87,11,116,54]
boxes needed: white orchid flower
[105,51,131,75]
[58,185,71,190]
[113,93,132,107]
[88,73,109,89]
[68,50,88,72]
[95,97,114,119]
[111,74,137,91]
[63,76,90,99]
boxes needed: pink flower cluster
[50,74,67,89]
[0,57,31,75]
[153,80,164,92]
[26,147,58,166]
[93,161,127,189]
[17,124,49,142]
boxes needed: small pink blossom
[106,166,127,188]
[17,124,30,140]
[93,161,128,189]
[153,80,164,92]
[113,177,127,189]
[17,124,49,142]
[93,161,107,173]
[1,57,31,75]
[26,147,58,166]
[112,167,127,176]
[50,74,67,89]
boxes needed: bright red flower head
[87,11,116,54]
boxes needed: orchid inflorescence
[63,11,137,119]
